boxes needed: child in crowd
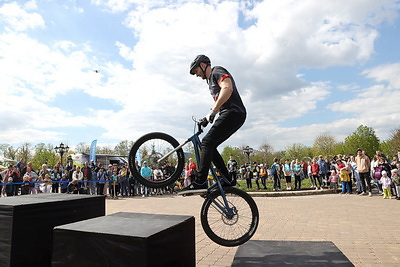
[43,174,52,193]
[20,174,31,195]
[379,171,392,199]
[339,164,351,194]
[328,169,339,192]
[60,174,69,193]
[391,169,400,200]
[68,179,79,194]
[5,177,14,197]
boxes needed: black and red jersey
[209,66,246,114]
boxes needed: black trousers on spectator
[359,172,372,193]
[97,184,105,195]
[294,175,301,189]
[246,179,252,188]
[273,173,281,190]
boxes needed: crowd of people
[0,157,179,198]
[1,149,399,200]
[227,149,400,199]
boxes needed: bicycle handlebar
[198,117,209,131]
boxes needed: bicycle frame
[158,119,235,218]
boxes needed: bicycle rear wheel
[128,132,185,188]
[200,187,259,247]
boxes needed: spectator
[109,169,120,199]
[259,164,268,190]
[91,166,97,195]
[328,169,339,192]
[391,168,400,200]
[227,155,238,186]
[52,166,62,193]
[355,149,372,196]
[244,167,253,189]
[140,161,152,197]
[302,160,309,181]
[252,162,261,190]
[293,159,302,190]
[339,164,351,194]
[283,159,292,190]
[349,155,362,194]
[120,165,129,197]
[270,158,281,191]
[379,171,392,199]
[96,167,107,195]
[188,158,197,185]
[20,174,31,195]
[317,155,328,189]
[25,166,38,194]
[5,177,14,197]
[42,174,52,193]
[60,173,69,193]
[307,160,313,188]
[82,162,93,195]
[67,179,79,194]
[72,166,83,192]
[311,158,322,190]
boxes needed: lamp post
[243,145,253,166]
[54,143,69,166]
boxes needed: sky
[1,0,400,153]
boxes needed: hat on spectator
[381,170,387,176]
[391,169,398,173]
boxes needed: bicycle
[128,117,259,247]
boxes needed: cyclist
[179,55,247,194]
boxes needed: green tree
[16,142,32,163]
[0,144,17,160]
[312,133,337,157]
[221,146,238,164]
[283,143,311,161]
[257,142,274,165]
[114,140,133,156]
[385,127,400,156]
[31,143,58,171]
[343,125,380,157]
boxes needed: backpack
[373,166,383,179]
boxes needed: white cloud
[362,63,400,88]
[0,2,45,31]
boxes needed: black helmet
[189,55,210,75]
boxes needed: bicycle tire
[128,132,185,188]
[200,187,259,247]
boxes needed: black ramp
[0,194,105,267]
[52,212,195,267]
[233,240,354,266]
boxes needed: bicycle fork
[204,183,236,219]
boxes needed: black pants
[246,179,252,188]
[198,111,246,183]
[97,184,105,195]
[273,173,281,190]
[359,172,372,193]
[294,175,301,189]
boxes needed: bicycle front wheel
[128,132,185,188]
[200,187,259,247]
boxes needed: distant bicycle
[128,118,259,247]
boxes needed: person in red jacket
[311,158,323,190]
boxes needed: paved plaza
[106,192,400,266]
